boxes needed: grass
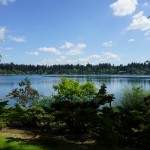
[0,135,40,150]
[0,127,100,150]
[0,127,137,150]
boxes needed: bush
[119,86,150,110]
[0,120,6,130]
[0,100,9,129]
[117,87,150,149]
[95,107,123,146]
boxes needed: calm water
[1,74,150,105]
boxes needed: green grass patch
[0,135,41,150]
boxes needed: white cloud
[88,54,101,60]
[0,0,15,5]
[65,49,84,55]
[129,38,135,42]
[38,47,61,55]
[102,41,115,47]
[127,11,150,31]
[38,42,86,57]
[55,56,66,62]
[39,52,120,65]
[9,36,26,42]
[60,42,86,55]
[78,58,89,64]
[0,26,7,40]
[26,51,39,56]
[39,59,53,65]
[56,56,78,64]
[104,52,120,61]
[81,55,104,65]
[60,41,86,49]
[60,41,74,49]
[77,43,86,49]
[40,58,78,65]
[110,0,138,16]
[78,52,120,65]
[132,11,143,18]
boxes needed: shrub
[0,100,9,129]
[0,120,6,130]
[119,86,150,110]
[117,87,150,149]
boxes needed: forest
[0,78,150,150]
[0,61,150,74]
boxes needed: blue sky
[0,0,150,65]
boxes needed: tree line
[0,61,150,74]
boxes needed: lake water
[1,74,150,106]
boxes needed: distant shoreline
[0,73,150,78]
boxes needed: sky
[0,0,150,66]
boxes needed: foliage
[28,104,55,129]
[7,78,39,107]
[6,103,55,129]
[117,88,150,149]
[1,78,150,149]
[51,81,115,140]
[95,106,123,146]
[0,120,6,130]
[119,86,150,110]
[32,95,55,108]
[1,61,150,74]
[53,78,97,102]
[51,100,99,139]
[94,83,115,107]
[0,100,8,113]
[0,100,9,129]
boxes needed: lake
[1,74,150,106]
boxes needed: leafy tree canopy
[53,78,97,102]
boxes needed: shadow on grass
[3,128,109,150]
[5,136,106,150]
[2,127,135,150]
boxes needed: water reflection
[0,75,150,106]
